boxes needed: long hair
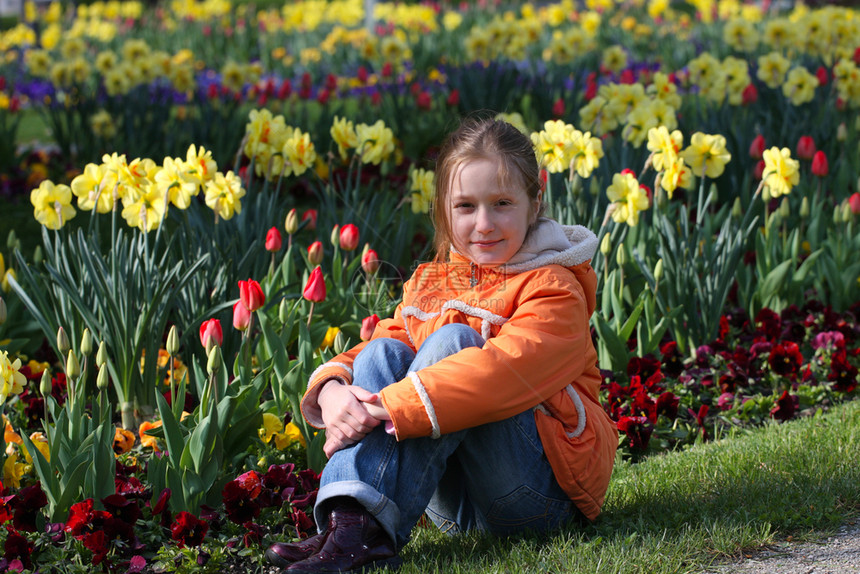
[431,117,544,261]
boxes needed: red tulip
[357,66,369,84]
[753,160,765,181]
[199,319,223,348]
[796,136,816,161]
[381,62,393,78]
[446,89,460,107]
[307,241,324,265]
[552,97,565,118]
[848,192,860,215]
[360,314,380,341]
[238,279,265,312]
[339,224,360,251]
[416,91,432,110]
[361,248,380,275]
[811,151,829,177]
[301,209,318,230]
[816,66,829,86]
[741,83,758,105]
[233,301,251,331]
[749,134,766,160]
[303,266,327,303]
[265,227,282,252]
[277,79,292,99]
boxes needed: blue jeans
[314,324,578,549]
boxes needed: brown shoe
[284,502,400,573]
[266,531,328,568]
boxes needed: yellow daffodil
[578,96,613,136]
[204,171,245,221]
[763,17,797,52]
[762,147,799,197]
[757,52,791,89]
[95,50,119,74]
[184,144,218,188]
[687,52,722,89]
[531,120,574,174]
[495,113,529,135]
[723,18,759,52]
[659,157,693,199]
[622,103,658,149]
[90,109,117,140]
[104,64,134,96]
[647,126,683,173]
[782,67,819,106]
[221,60,246,93]
[356,120,395,166]
[31,180,76,230]
[680,132,732,179]
[647,72,682,110]
[71,163,117,213]
[1,350,26,402]
[280,128,317,178]
[155,157,198,210]
[569,131,604,179]
[331,116,358,161]
[24,431,50,463]
[410,168,435,214]
[121,178,166,232]
[245,109,289,175]
[3,451,26,488]
[607,172,650,227]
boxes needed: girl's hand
[317,382,391,458]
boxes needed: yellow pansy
[680,132,732,179]
[607,172,650,227]
[275,422,305,449]
[31,180,76,230]
[204,171,245,221]
[762,147,799,198]
[319,326,340,350]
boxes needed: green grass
[386,401,860,574]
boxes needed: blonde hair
[431,118,544,261]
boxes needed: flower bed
[0,0,858,571]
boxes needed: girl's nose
[475,207,494,233]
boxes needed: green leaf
[155,391,187,465]
[757,259,793,308]
[592,314,629,372]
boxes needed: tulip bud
[795,136,816,161]
[800,196,810,219]
[360,314,380,341]
[339,223,360,251]
[40,370,52,397]
[207,345,222,375]
[330,224,340,247]
[333,330,347,354]
[836,123,847,142]
[307,241,324,266]
[708,183,719,204]
[600,234,611,255]
[361,247,380,275]
[97,367,109,390]
[302,266,327,303]
[265,227,283,252]
[238,279,265,312]
[6,230,16,251]
[811,151,828,178]
[616,242,627,267]
[749,134,765,160]
[33,246,43,265]
[732,197,743,219]
[57,327,70,355]
[848,192,860,215]
[66,350,80,379]
[590,177,600,196]
[654,259,664,282]
[199,318,222,350]
[0,297,5,326]
[842,202,852,222]
[762,185,771,203]
[279,298,290,323]
[779,197,790,219]
[96,341,108,367]
[80,328,93,355]
[233,300,251,331]
[167,325,180,356]
[284,208,299,235]
[834,203,843,224]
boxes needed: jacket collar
[449,218,598,275]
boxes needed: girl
[267,118,618,573]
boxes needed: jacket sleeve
[300,286,416,428]
[379,269,597,439]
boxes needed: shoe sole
[284,556,403,573]
[266,547,315,569]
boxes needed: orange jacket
[301,219,617,520]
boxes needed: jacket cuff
[301,362,353,428]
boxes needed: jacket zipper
[470,262,478,287]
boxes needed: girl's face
[448,158,538,266]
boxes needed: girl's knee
[416,324,484,365]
